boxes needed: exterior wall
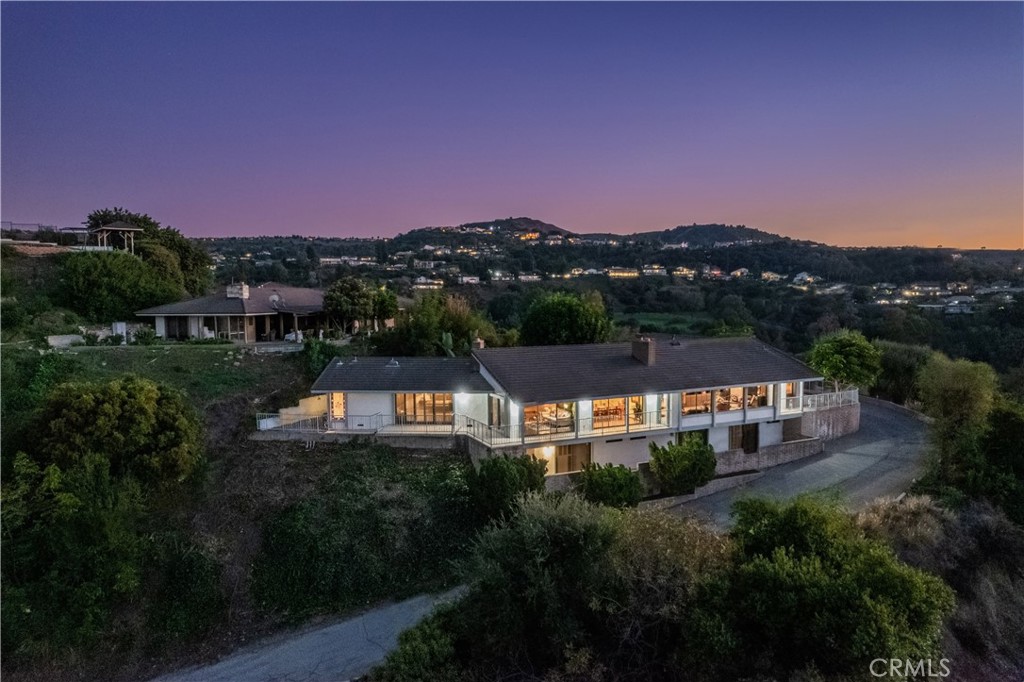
[154,316,166,338]
[188,316,201,338]
[708,426,730,453]
[454,392,488,423]
[758,420,783,448]
[591,432,676,469]
[346,392,395,419]
[715,438,823,475]
[801,403,860,441]
[280,395,327,425]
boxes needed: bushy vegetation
[575,462,643,507]
[374,495,955,681]
[648,435,716,495]
[252,445,482,618]
[1,375,218,659]
[858,496,1024,676]
[519,290,612,346]
[871,339,933,405]
[807,328,881,391]
[374,292,510,356]
[468,453,547,520]
[58,251,183,322]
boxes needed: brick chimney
[631,336,655,365]
[226,283,250,299]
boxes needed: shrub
[726,497,956,676]
[132,326,158,345]
[302,338,344,377]
[146,534,225,642]
[462,494,619,667]
[575,463,643,507]
[807,328,881,392]
[648,436,716,495]
[106,332,125,346]
[469,454,547,520]
[375,605,466,682]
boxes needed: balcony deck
[255,390,860,446]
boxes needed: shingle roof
[311,356,494,394]
[472,338,821,404]
[135,283,324,316]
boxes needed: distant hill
[403,218,792,245]
[624,223,790,247]
[457,217,572,236]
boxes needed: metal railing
[577,410,671,437]
[802,389,859,411]
[255,412,327,433]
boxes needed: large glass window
[785,382,799,398]
[330,392,346,419]
[524,402,575,435]
[395,393,453,424]
[528,443,592,474]
[682,390,712,415]
[592,398,626,429]
[746,385,772,408]
[628,395,645,425]
[716,387,744,411]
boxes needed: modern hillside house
[257,337,861,480]
[136,282,326,342]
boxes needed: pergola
[90,221,143,254]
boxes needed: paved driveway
[150,588,464,682]
[675,399,929,528]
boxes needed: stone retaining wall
[715,437,824,475]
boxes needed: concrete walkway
[150,588,465,682]
[674,399,929,528]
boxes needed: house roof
[136,282,324,317]
[311,356,494,394]
[472,337,821,404]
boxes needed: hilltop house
[256,337,860,483]
[136,282,325,342]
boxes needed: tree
[726,498,955,676]
[85,208,212,296]
[32,375,203,486]
[575,463,644,507]
[807,329,881,392]
[648,435,716,495]
[468,454,547,520]
[58,252,182,322]
[872,339,933,405]
[324,276,374,333]
[918,353,998,472]
[372,287,399,330]
[1,376,211,657]
[520,291,612,346]
[374,293,499,357]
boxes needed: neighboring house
[792,271,818,284]
[136,282,325,342]
[672,266,697,280]
[412,276,444,290]
[258,337,858,482]
[730,268,749,278]
[457,275,481,285]
[642,265,668,276]
[606,267,640,278]
[760,271,783,282]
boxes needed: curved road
[675,398,929,527]
[150,400,926,682]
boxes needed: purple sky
[2,2,1022,248]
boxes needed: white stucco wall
[708,426,730,453]
[154,316,166,338]
[759,420,783,448]
[454,392,489,423]
[346,392,395,419]
[592,433,676,469]
[188,316,201,338]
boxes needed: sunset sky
[2,3,1022,248]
